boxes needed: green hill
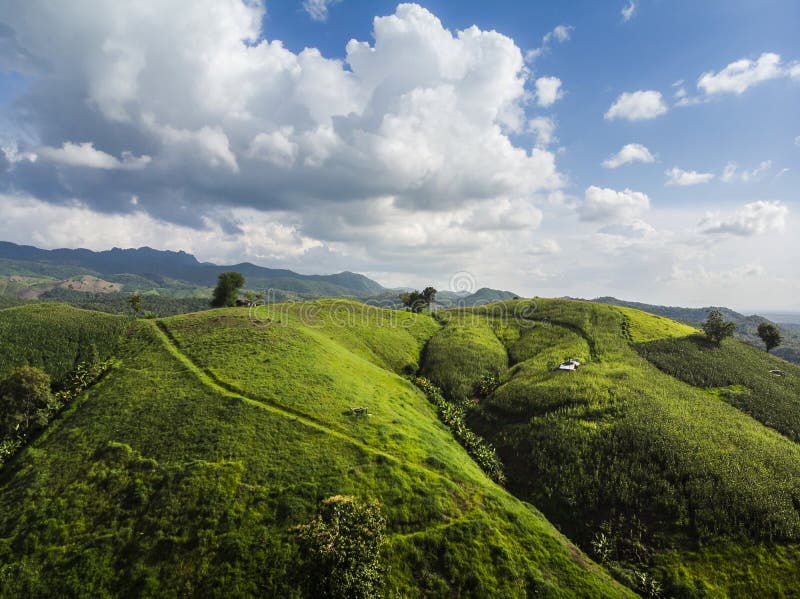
[594,296,800,365]
[0,303,127,383]
[422,299,800,597]
[0,301,629,597]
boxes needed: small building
[558,359,581,371]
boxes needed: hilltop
[594,296,800,364]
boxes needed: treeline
[37,288,212,317]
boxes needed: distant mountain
[593,296,800,364]
[0,241,385,299]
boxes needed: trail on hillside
[148,319,492,499]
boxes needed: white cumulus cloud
[602,143,654,168]
[528,116,557,148]
[38,141,151,170]
[698,200,788,236]
[534,76,563,107]
[698,52,785,95]
[579,185,650,223]
[665,167,714,186]
[605,90,668,121]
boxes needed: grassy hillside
[0,303,127,383]
[595,296,800,365]
[0,301,629,597]
[635,334,800,442]
[422,299,800,597]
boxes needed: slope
[0,301,630,597]
[422,299,800,597]
[0,303,127,382]
[595,296,800,365]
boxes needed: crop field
[423,298,800,596]
[0,303,127,382]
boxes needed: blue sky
[0,1,798,309]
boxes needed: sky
[0,0,798,310]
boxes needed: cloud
[534,76,563,107]
[621,0,637,22]
[605,90,668,121]
[1,2,562,234]
[527,238,561,255]
[795,135,800,147]
[0,193,321,263]
[528,116,557,148]
[698,52,784,95]
[698,200,788,236]
[664,166,714,186]
[663,263,765,285]
[303,0,340,22]
[37,141,151,170]
[602,143,654,168]
[1,143,37,167]
[525,24,574,62]
[579,185,650,223]
[720,160,771,183]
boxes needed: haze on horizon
[0,0,798,310]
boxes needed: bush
[0,366,54,437]
[295,495,386,599]
[414,377,505,484]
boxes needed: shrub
[0,366,55,437]
[414,377,505,483]
[295,495,386,599]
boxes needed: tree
[702,309,736,345]
[0,367,55,437]
[295,495,386,599]
[128,293,143,317]
[400,286,437,313]
[757,322,782,353]
[421,286,437,306]
[211,271,245,307]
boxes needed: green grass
[420,311,508,403]
[0,303,127,383]
[0,302,630,597]
[422,298,800,596]
[614,305,697,343]
[635,334,800,442]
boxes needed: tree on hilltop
[211,271,245,307]
[401,286,437,313]
[757,322,782,353]
[702,309,736,345]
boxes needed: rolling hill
[0,301,630,597]
[2,297,799,596]
[422,299,800,597]
[594,296,800,365]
